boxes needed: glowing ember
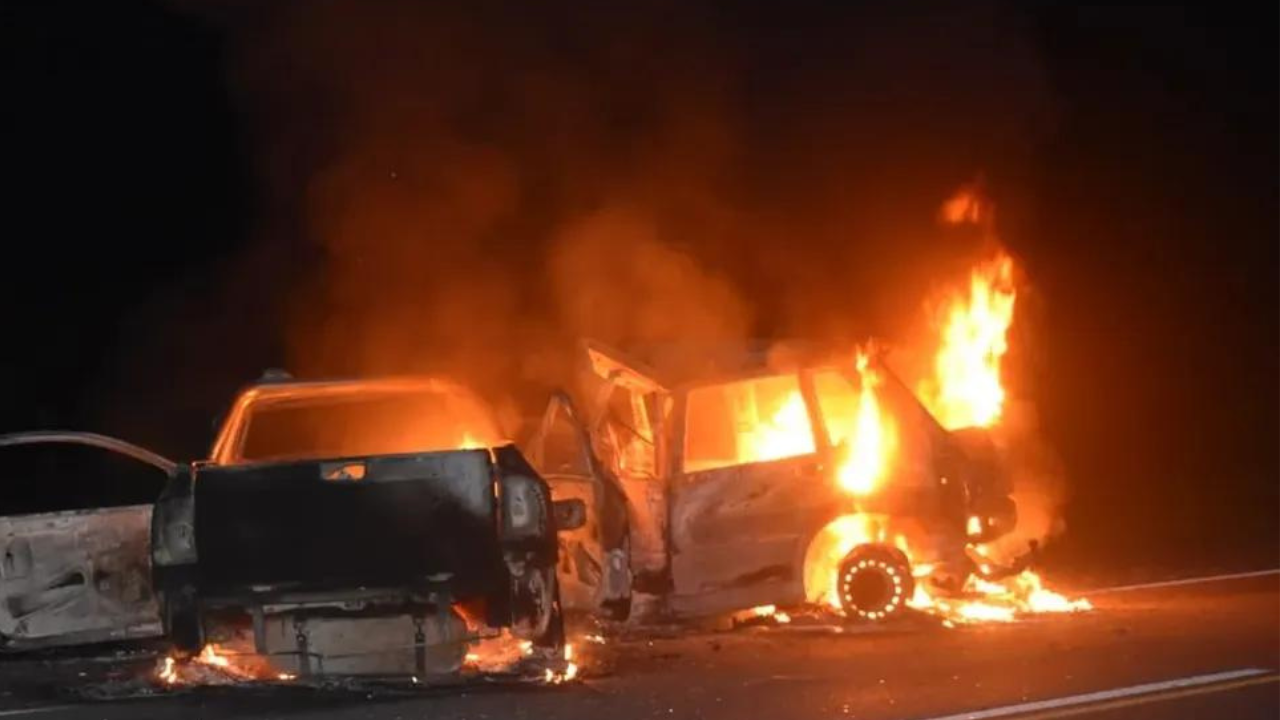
[918,252,1017,430]
[158,656,178,685]
[966,515,984,537]
[462,632,532,673]
[835,353,896,496]
[463,632,580,684]
[544,643,578,684]
[748,605,792,624]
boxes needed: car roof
[234,375,483,404]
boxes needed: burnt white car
[525,340,1020,622]
[0,432,171,650]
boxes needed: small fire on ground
[156,644,295,686]
[462,631,579,684]
[157,632,583,687]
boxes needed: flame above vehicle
[917,251,1017,430]
[791,200,1090,624]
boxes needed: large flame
[918,252,1016,430]
[794,248,1089,625]
[835,353,896,496]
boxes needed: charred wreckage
[0,340,1043,679]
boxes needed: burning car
[527,340,1028,624]
[1,375,580,677]
[152,374,580,677]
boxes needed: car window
[0,444,167,515]
[683,373,815,473]
[239,390,502,463]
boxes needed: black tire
[836,544,915,622]
[511,564,563,650]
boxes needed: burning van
[528,341,1028,624]
[150,375,580,677]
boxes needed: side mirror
[552,498,587,531]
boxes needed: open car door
[577,340,673,598]
[526,392,631,619]
[0,432,172,650]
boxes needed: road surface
[1,572,1275,719]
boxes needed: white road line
[911,668,1272,720]
[0,706,80,718]
[1088,568,1280,595]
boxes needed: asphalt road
[2,572,1275,720]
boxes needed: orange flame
[919,252,1016,430]
[794,253,1089,625]
[463,631,580,684]
[751,392,816,463]
[156,644,294,686]
[835,352,896,496]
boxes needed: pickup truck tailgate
[192,450,500,594]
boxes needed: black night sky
[4,1,1276,575]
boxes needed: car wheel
[511,564,563,649]
[836,544,915,622]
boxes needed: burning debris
[154,631,585,689]
[156,644,294,686]
[459,630,580,684]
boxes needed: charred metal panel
[193,450,502,597]
[547,475,629,613]
[259,610,467,676]
[0,506,161,649]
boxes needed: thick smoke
[167,0,1055,407]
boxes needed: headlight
[501,474,547,539]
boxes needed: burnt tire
[837,544,914,622]
[511,564,564,650]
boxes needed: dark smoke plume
[111,0,1056,443]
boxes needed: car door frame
[0,432,174,650]
[525,392,633,618]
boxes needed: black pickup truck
[152,375,579,676]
